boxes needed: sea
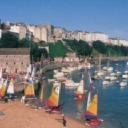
[43,60,128,128]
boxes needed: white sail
[77,79,84,94]
[86,91,91,110]
[0,78,3,89]
[31,67,35,79]
[7,79,14,94]
[0,67,2,79]
[24,64,32,79]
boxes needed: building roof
[0,48,30,55]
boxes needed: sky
[0,0,128,39]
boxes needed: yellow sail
[87,94,98,116]
[39,88,43,103]
[25,84,35,97]
[45,83,61,107]
[0,80,7,98]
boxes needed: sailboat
[97,54,104,76]
[24,81,35,99]
[6,79,15,99]
[0,80,8,100]
[0,78,3,89]
[36,84,44,109]
[24,64,32,80]
[45,82,62,113]
[74,74,87,99]
[82,91,103,126]
[0,67,3,89]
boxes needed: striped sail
[45,83,61,107]
[6,79,14,95]
[85,94,98,119]
[0,80,8,98]
[24,83,35,97]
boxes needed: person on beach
[56,113,67,127]
[62,114,67,127]
[21,96,25,104]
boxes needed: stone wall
[0,55,30,73]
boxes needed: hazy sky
[0,0,128,39]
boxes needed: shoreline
[0,100,88,128]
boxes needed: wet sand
[0,100,88,128]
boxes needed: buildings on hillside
[0,20,128,46]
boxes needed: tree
[1,32,18,48]
[49,40,68,58]
[18,38,31,48]
[92,40,107,54]
[65,39,92,57]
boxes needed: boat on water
[82,90,103,126]
[61,67,70,73]
[53,72,64,78]
[74,74,87,99]
[48,79,55,82]
[63,78,79,87]
[35,84,44,109]
[45,82,62,113]
[103,80,110,85]
[120,82,127,87]
[122,74,128,79]
[107,67,113,72]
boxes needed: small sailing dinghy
[45,82,62,113]
[23,80,36,104]
[6,79,15,100]
[82,91,103,126]
[0,80,8,101]
[0,67,3,89]
[74,74,87,99]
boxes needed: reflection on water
[43,61,128,128]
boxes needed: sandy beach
[0,100,87,128]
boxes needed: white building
[9,25,27,39]
[34,25,48,42]
[10,25,19,33]
[91,32,108,43]
[119,39,128,46]
[26,24,35,35]
[110,38,119,45]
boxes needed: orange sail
[24,83,35,97]
[45,82,61,107]
[85,93,98,119]
[0,80,8,98]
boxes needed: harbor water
[43,60,128,128]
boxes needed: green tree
[49,40,68,58]
[1,32,18,48]
[92,40,107,54]
[18,38,31,48]
[64,39,92,57]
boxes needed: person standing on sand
[62,114,67,127]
